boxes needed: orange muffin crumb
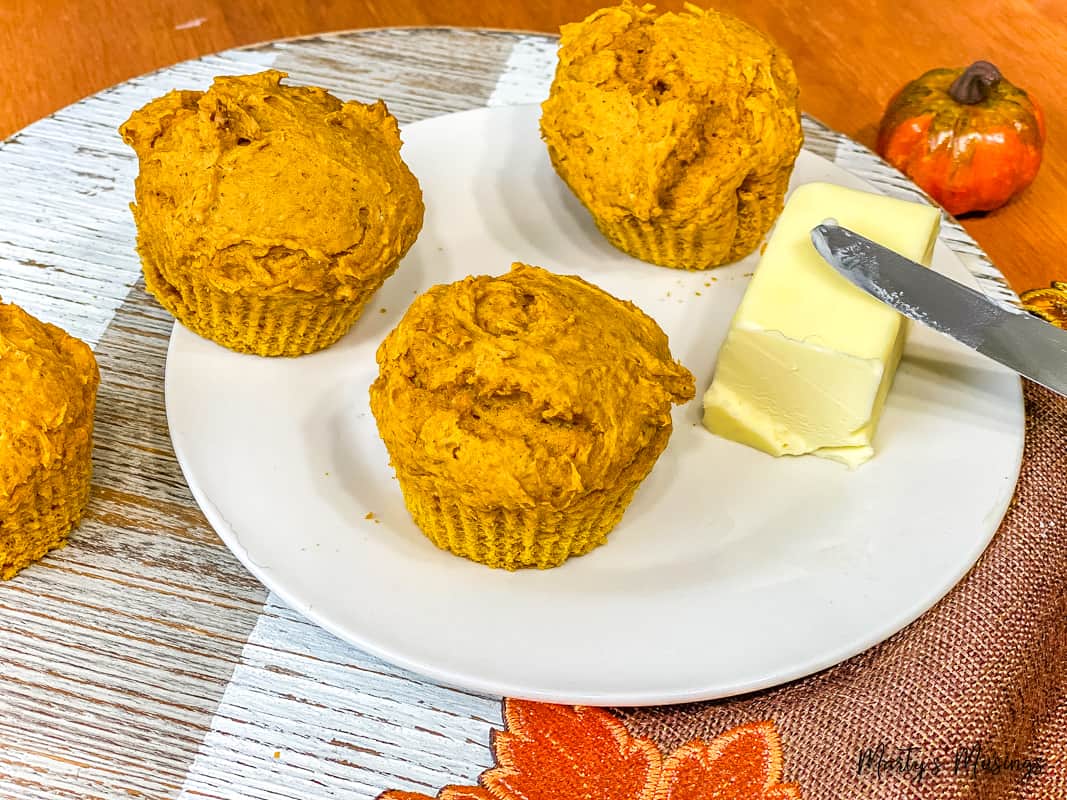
[0,298,99,579]
[541,2,802,269]
[369,263,694,569]
[120,70,424,356]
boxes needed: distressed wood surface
[0,28,1019,800]
[2,1,1064,294]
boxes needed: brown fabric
[618,381,1067,799]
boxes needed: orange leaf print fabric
[485,701,661,800]
[381,789,493,800]
[378,700,801,800]
[658,722,800,800]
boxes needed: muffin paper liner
[141,252,402,357]
[595,215,733,270]
[0,440,93,580]
[396,476,644,570]
[592,176,791,271]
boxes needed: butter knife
[810,223,1067,397]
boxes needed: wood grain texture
[709,0,1066,299]
[0,281,268,799]
[177,595,499,800]
[0,30,521,799]
[0,24,1037,800]
[1,0,1064,293]
[0,53,287,800]
[0,0,659,136]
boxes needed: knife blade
[810,223,1067,397]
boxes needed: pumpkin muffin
[0,298,99,579]
[120,70,424,356]
[369,263,694,569]
[540,2,803,270]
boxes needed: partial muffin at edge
[369,262,695,569]
[0,298,99,579]
[540,2,803,270]
[120,70,425,356]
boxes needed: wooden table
[3,1,1063,292]
[0,10,1053,800]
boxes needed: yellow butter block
[702,182,941,467]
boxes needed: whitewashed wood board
[0,28,1017,800]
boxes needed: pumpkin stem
[949,61,1002,104]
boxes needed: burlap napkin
[616,380,1066,799]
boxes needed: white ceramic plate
[165,103,1024,705]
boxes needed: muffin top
[119,70,424,300]
[370,263,695,509]
[540,2,802,225]
[0,298,99,499]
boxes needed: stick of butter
[702,182,941,467]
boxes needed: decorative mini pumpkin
[876,61,1045,215]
